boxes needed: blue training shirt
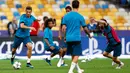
[15,14,36,38]
[62,11,87,42]
[43,27,54,49]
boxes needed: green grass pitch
[0,59,129,73]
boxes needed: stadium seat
[15,4,22,9]
[1,4,8,8]
[13,12,20,17]
[102,4,108,9]
[11,8,18,13]
[95,4,101,9]
[88,4,95,9]
[2,19,9,25]
[38,4,44,9]
[0,15,7,20]
[42,12,51,17]
[118,8,125,12]
[109,4,116,9]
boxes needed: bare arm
[44,38,51,47]
[83,27,92,38]
[58,25,62,40]
[20,23,36,31]
[44,38,55,50]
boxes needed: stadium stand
[0,0,130,30]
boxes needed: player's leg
[57,48,64,67]
[103,51,113,59]
[113,44,124,69]
[11,36,22,64]
[23,36,33,68]
[68,42,83,73]
[103,44,113,59]
[45,53,56,66]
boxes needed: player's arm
[58,25,62,40]
[44,38,51,47]
[97,20,108,26]
[58,17,64,40]
[81,16,92,38]
[61,16,66,37]
[20,23,36,31]
[83,26,92,38]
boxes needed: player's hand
[62,25,66,33]
[58,36,62,40]
[30,27,36,31]
[88,35,93,39]
[50,46,55,50]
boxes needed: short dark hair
[65,6,72,11]
[100,19,107,23]
[72,0,80,8]
[44,18,54,28]
[43,16,48,21]
[26,6,32,11]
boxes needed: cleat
[11,58,14,65]
[61,63,68,67]
[112,61,116,66]
[78,69,84,73]
[26,63,34,68]
[116,62,124,69]
[45,58,52,66]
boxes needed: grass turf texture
[0,59,129,73]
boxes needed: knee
[59,48,63,53]
[112,57,117,61]
[103,53,107,57]
[63,48,67,52]
[28,45,32,51]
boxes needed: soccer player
[62,0,91,73]
[96,19,124,69]
[58,5,72,66]
[11,6,37,68]
[43,18,64,67]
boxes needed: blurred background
[0,0,130,59]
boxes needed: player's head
[65,6,72,13]
[89,17,95,24]
[97,19,108,30]
[43,16,48,22]
[72,0,80,9]
[44,18,54,29]
[25,6,32,17]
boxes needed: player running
[96,19,124,69]
[43,18,65,67]
[62,0,92,73]
[58,5,72,66]
[11,6,38,68]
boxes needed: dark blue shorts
[67,41,82,56]
[46,45,60,54]
[62,41,67,48]
[105,43,121,57]
[12,36,32,49]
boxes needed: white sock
[57,57,63,67]
[12,54,15,58]
[48,56,51,60]
[68,62,76,72]
[62,59,64,64]
[27,58,31,63]
[75,63,81,71]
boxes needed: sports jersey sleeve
[31,15,36,21]
[19,14,25,23]
[60,17,64,25]
[80,16,87,28]
[44,28,49,39]
[62,15,67,25]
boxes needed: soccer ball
[13,61,21,69]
